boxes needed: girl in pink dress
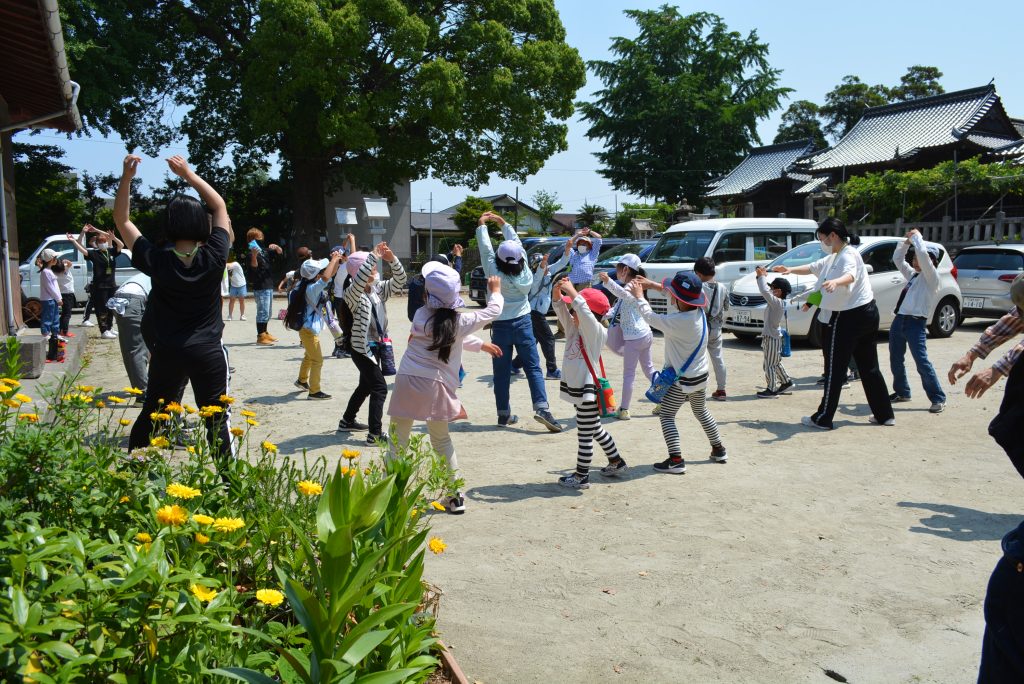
[387,267,504,513]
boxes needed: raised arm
[65,230,89,256]
[113,155,143,250]
[911,231,940,288]
[475,216,497,277]
[458,277,504,336]
[378,242,408,296]
[165,155,232,242]
[893,236,915,281]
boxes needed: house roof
[436,194,572,230]
[802,85,1021,173]
[705,139,815,199]
[410,211,459,232]
[793,177,829,195]
[987,139,1024,163]
[0,0,82,132]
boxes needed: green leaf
[353,668,428,684]
[208,667,280,684]
[338,629,391,666]
[354,477,395,531]
[37,640,80,660]
[11,587,28,627]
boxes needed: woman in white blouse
[774,218,895,430]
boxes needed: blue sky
[29,0,1024,216]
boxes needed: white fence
[853,212,1024,251]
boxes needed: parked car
[20,234,140,310]
[642,218,817,314]
[952,244,1024,319]
[724,236,962,345]
[591,241,657,305]
[468,236,630,306]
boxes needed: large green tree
[579,7,790,206]
[773,100,827,150]
[889,65,945,102]
[530,190,561,233]
[820,75,890,141]
[62,0,585,247]
[10,143,86,256]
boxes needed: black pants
[979,525,1024,683]
[988,359,1024,479]
[129,341,233,463]
[813,301,893,428]
[513,310,557,373]
[344,351,387,435]
[90,284,115,332]
[59,293,75,334]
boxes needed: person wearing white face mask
[774,217,894,430]
[566,226,603,289]
[68,223,124,339]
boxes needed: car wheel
[928,297,960,338]
[22,297,43,329]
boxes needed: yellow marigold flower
[219,394,235,405]
[108,395,125,404]
[195,532,210,544]
[119,418,131,426]
[296,480,323,496]
[192,514,214,526]
[261,441,278,453]
[3,398,20,409]
[0,384,10,393]
[18,414,39,423]
[150,436,170,449]
[183,404,197,414]
[429,501,446,511]
[341,448,360,461]
[166,483,201,500]
[198,410,212,418]
[240,409,256,418]
[339,465,350,476]
[212,517,245,533]
[77,384,96,393]
[200,405,224,414]
[410,509,419,519]
[230,427,244,437]
[255,589,285,607]
[135,532,153,543]
[123,386,144,396]
[150,412,171,422]
[1,377,21,387]
[165,402,184,414]
[245,418,258,427]
[119,495,130,503]
[14,393,31,403]
[186,446,196,455]
[428,537,447,555]
[190,584,217,603]
[155,505,189,527]
[95,401,106,409]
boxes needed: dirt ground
[76,299,1021,684]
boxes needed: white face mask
[818,236,830,251]
[97,242,109,251]
[577,246,589,256]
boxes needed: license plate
[470,290,480,299]
[964,297,984,309]
[735,310,751,323]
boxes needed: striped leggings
[762,335,792,392]
[575,401,620,475]
[659,383,722,458]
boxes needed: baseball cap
[562,287,610,316]
[39,248,59,262]
[496,240,524,264]
[617,253,642,271]
[662,271,707,307]
[300,258,329,280]
[422,262,464,309]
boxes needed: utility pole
[514,187,519,231]
[428,193,433,256]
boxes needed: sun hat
[496,240,525,264]
[345,251,370,278]
[562,287,611,317]
[300,258,329,281]
[662,271,707,307]
[617,253,642,271]
[39,248,59,262]
[422,262,465,310]
[1011,273,1024,309]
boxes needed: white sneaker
[868,416,895,426]
[100,330,117,339]
[81,320,95,327]
[239,315,247,321]
[616,408,631,420]
[226,315,233,321]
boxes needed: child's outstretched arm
[754,266,783,308]
[113,155,143,250]
[475,212,498,277]
[551,277,575,332]
[377,242,407,296]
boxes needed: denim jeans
[253,289,273,324]
[889,314,946,404]
[40,299,60,336]
[512,310,557,373]
[490,314,549,417]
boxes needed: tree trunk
[287,156,328,252]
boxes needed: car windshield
[953,250,1024,271]
[769,241,827,269]
[646,231,714,263]
[594,242,648,267]
[525,241,566,261]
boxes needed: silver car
[953,244,1024,319]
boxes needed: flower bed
[0,350,457,682]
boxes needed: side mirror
[864,264,874,274]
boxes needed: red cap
[562,287,610,316]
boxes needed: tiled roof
[794,177,829,195]
[802,85,1021,172]
[705,139,815,198]
[988,139,1024,162]
[1012,118,1024,138]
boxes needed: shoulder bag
[369,303,397,376]
[645,311,706,404]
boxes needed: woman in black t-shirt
[113,153,236,464]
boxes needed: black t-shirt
[87,246,121,287]
[246,247,277,290]
[131,229,229,349]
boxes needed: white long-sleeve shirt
[601,278,652,340]
[892,233,940,319]
[637,297,709,391]
[553,293,608,405]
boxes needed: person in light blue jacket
[476,212,562,432]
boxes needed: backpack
[284,280,311,332]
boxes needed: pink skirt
[387,375,467,422]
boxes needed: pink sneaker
[711,389,727,401]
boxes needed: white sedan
[723,236,962,345]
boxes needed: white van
[19,234,139,307]
[642,218,817,314]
